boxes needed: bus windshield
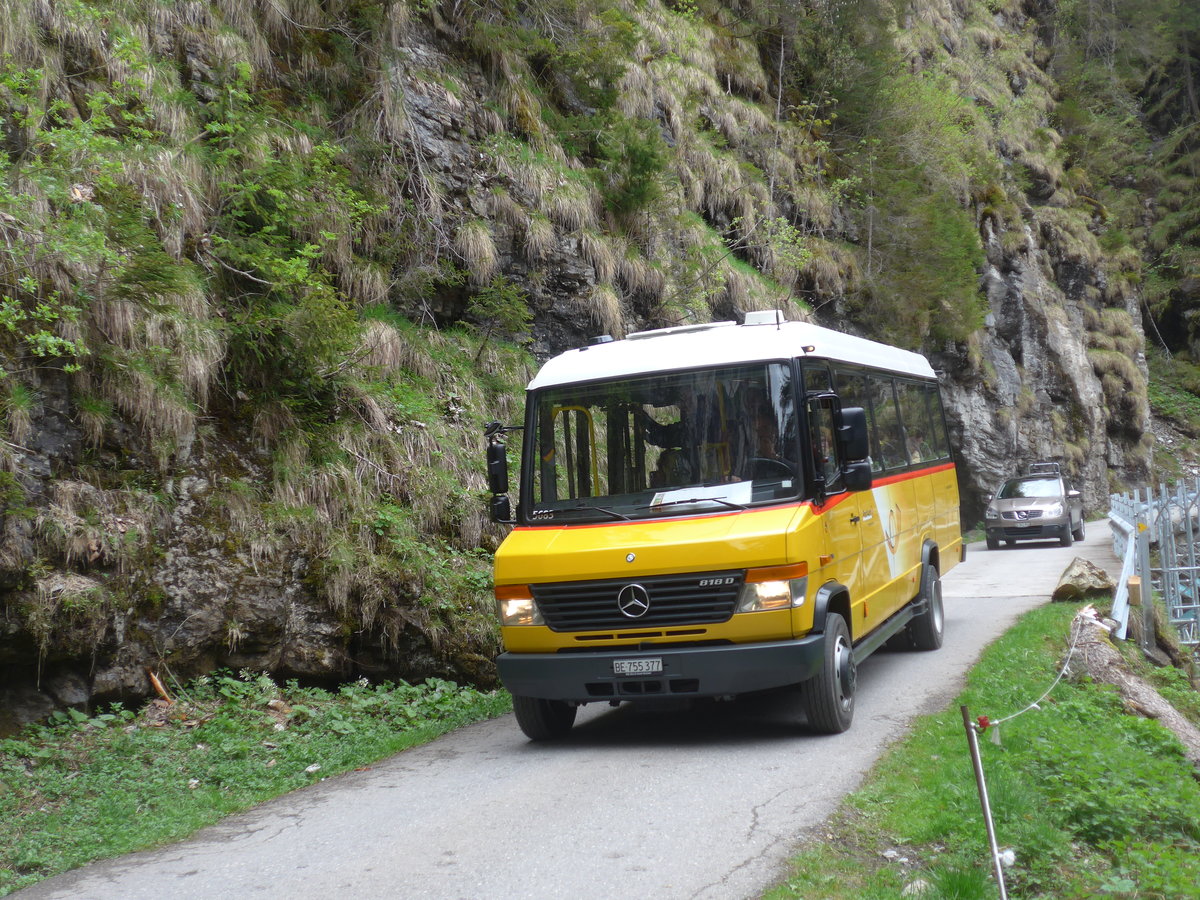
[525,362,800,522]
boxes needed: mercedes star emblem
[616,583,651,618]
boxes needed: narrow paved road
[19,526,1122,900]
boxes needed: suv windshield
[997,477,1061,499]
[524,363,800,522]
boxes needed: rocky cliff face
[938,216,1150,518]
[0,0,1151,727]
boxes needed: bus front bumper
[496,636,826,703]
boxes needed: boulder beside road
[1051,557,1116,601]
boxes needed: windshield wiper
[553,503,632,521]
[637,496,747,511]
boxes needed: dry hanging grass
[542,180,598,233]
[454,220,499,285]
[584,283,623,338]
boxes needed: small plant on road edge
[767,602,1200,899]
[0,672,510,896]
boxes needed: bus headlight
[737,564,808,612]
[495,585,543,626]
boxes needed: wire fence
[1109,479,1200,649]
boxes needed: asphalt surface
[16,525,1123,900]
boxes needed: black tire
[1059,527,1073,548]
[801,613,855,734]
[512,695,577,741]
[1072,517,1085,542]
[986,535,999,550]
[907,563,944,651]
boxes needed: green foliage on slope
[0,0,534,672]
[0,0,1169,680]
[1052,0,1200,355]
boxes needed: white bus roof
[527,311,936,390]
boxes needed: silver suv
[984,463,1085,550]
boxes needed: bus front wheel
[512,694,577,741]
[801,613,855,734]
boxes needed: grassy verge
[768,602,1200,900]
[0,673,510,896]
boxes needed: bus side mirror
[844,460,872,493]
[490,494,513,522]
[484,422,518,524]
[487,440,509,495]
[837,407,869,461]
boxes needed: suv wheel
[1072,517,1085,542]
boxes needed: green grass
[1145,348,1200,479]
[768,602,1200,900]
[1147,348,1200,431]
[0,672,511,896]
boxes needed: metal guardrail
[1109,481,1200,649]
[1107,510,1138,640]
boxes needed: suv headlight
[737,564,808,612]
[494,585,543,626]
[1045,502,1064,517]
[985,504,998,519]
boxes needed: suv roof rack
[1027,461,1061,475]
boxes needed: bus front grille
[532,571,743,632]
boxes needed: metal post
[1187,478,1200,634]
[1164,484,1178,620]
[1129,576,1151,652]
[1137,489,1153,604]
[961,705,1008,900]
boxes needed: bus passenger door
[809,398,869,638]
[851,484,889,633]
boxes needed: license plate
[613,658,662,676]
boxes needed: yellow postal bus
[485,310,962,739]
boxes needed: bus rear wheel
[801,613,855,734]
[512,695,577,741]
[907,563,944,650]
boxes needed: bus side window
[807,399,842,492]
[869,375,905,470]
[895,380,934,464]
[924,383,952,459]
[835,369,881,473]
[802,362,832,395]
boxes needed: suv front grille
[531,570,743,632]
[1002,510,1043,520]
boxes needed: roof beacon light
[743,309,785,327]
